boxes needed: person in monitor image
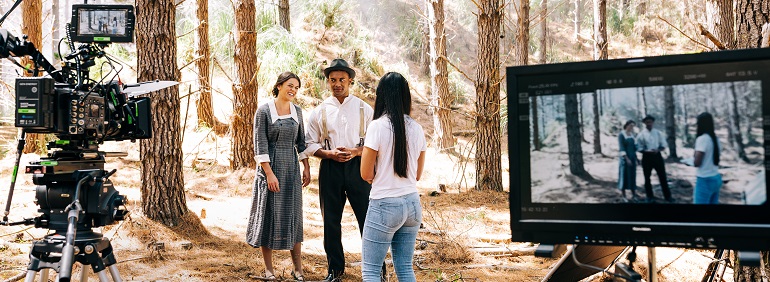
[693,112,723,204]
[112,17,119,34]
[637,115,672,202]
[618,120,639,201]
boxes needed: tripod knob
[85,244,94,254]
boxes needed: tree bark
[640,87,648,117]
[539,0,548,64]
[427,0,454,151]
[531,96,540,150]
[729,82,750,163]
[136,0,188,226]
[278,0,290,32]
[195,0,228,135]
[592,91,602,154]
[515,0,530,66]
[593,0,608,61]
[574,0,581,42]
[231,0,259,170]
[565,94,590,178]
[705,0,735,49]
[475,0,503,192]
[664,85,678,160]
[21,0,45,154]
[735,0,769,48]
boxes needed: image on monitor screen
[77,9,129,36]
[529,80,765,205]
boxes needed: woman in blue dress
[618,120,639,201]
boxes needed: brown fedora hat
[323,58,356,79]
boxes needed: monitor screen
[508,48,770,250]
[70,5,135,43]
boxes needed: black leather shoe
[322,273,342,282]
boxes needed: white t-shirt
[695,134,721,178]
[364,115,427,199]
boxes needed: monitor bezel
[507,48,770,250]
[69,4,135,43]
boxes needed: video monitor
[508,48,770,250]
[69,4,135,43]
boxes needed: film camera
[1,3,174,281]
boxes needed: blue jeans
[694,174,722,204]
[361,193,422,282]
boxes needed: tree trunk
[574,0,581,42]
[640,87,648,117]
[579,94,588,143]
[195,0,228,135]
[592,91,602,154]
[539,0,548,64]
[664,85,678,161]
[735,0,769,48]
[278,0,290,32]
[475,0,503,192]
[565,94,590,178]
[593,0,608,61]
[136,0,188,226]
[515,0,530,66]
[729,82,750,163]
[531,96,540,150]
[231,0,259,170]
[21,0,45,154]
[705,0,735,49]
[428,0,454,151]
[619,0,630,20]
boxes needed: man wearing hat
[304,58,375,281]
[637,115,672,202]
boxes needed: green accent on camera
[40,161,58,166]
[18,109,36,113]
[56,140,70,145]
[94,37,111,42]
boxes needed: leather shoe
[322,273,342,282]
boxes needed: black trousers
[641,152,672,201]
[319,157,371,275]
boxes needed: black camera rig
[0,1,174,281]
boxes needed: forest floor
[0,120,738,282]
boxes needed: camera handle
[2,129,25,224]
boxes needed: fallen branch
[697,23,726,50]
[655,15,710,50]
[762,23,770,48]
[2,271,26,282]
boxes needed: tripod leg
[95,269,110,282]
[38,269,49,282]
[108,265,123,282]
[23,270,37,282]
[80,264,90,282]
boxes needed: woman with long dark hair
[693,112,722,204]
[246,72,310,281]
[360,72,426,281]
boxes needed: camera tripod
[24,230,123,282]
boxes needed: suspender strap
[321,106,331,150]
[358,100,365,147]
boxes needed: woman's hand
[266,173,280,192]
[302,169,311,187]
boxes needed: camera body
[2,4,153,231]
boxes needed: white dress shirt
[304,95,374,156]
[637,127,667,152]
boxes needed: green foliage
[257,9,277,32]
[257,27,319,98]
[397,12,424,62]
[609,9,637,36]
[448,70,471,107]
[209,4,235,69]
[320,0,345,30]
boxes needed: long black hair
[373,72,412,178]
[696,112,720,166]
[272,71,301,97]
